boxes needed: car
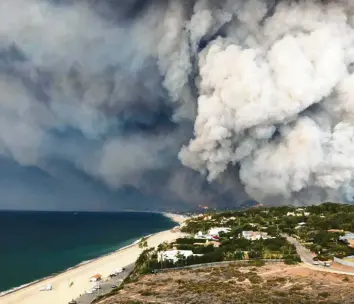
[312,261,319,265]
[68,300,77,304]
[111,285,117,289]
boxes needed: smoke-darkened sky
[1,0,354,211]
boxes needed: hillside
[94,203,354,304]
[97,263,354,304]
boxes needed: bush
[318,292,330,298]
[284,259,298,265]
[248,259,265,267]
[140,289,158,296]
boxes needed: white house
[208,227,231,236]
[340,232,354,242]
[295,222,306,229]
[287,212,296,216]
[242,231,268,241]
[304,212,310,217]
[158,250,196,263]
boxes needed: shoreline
[0,213,186,304]
[0,236,144,298]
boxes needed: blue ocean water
[0,211,176,293]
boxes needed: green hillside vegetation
[182,202,354,260]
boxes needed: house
[328,229,344,233]
[295,222,306,229]
[304,212,310,217]
[287,212,296,216]
[340,232,354,246]
[158,250,199,263]
[89,274,102,282]
[208,227,231,236]
[241,231,268,241]
[206,240,221,247]
[194,240,221,248]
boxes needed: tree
[139,237,148,251]
[175,251,186,267]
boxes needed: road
[283,234,314,264]
[73,263,135,304]
[283,234,354,276]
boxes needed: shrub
[248,259,265,267]
[140,289,157,296]
[284,259,298,265]
[318,292,330,298]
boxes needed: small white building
[158,250,196,263]
[295,222,306,229]
[287,212,296,216]
[242,231,268,241]
[208,227,231,236]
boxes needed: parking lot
[73,263,134,304]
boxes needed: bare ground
[98,263,354,304]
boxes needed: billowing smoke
[180,0,354,205]
[1,0,354,209]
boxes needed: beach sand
[1,214,186,304]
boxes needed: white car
[312,261,319,265]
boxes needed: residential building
[193,240,221,248]
[241,231,268,241]
[340,232,354,246]
[295,222,306,229]
[208,227,231,236]
[158,250,198,263]
[206,240,221,247]
[328,229,344,233]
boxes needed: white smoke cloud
[2,0,354,208]
[179,0,354,204]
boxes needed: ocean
[0,211,176,293]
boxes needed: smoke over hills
[0,0,354,209]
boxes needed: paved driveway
[283,234,314,264]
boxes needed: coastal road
[283,234,354,276]
[74,263,135,304]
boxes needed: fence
[154,259,284,272]
[334,256,354,267]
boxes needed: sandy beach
[1,213,186,304]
